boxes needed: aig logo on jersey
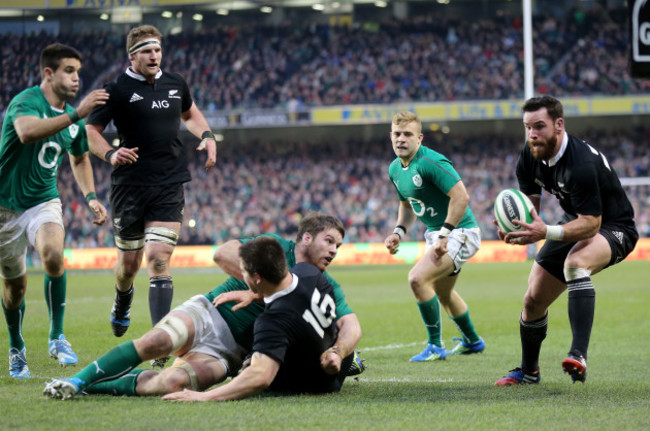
[152,100,170,109]
[412,174,423,187]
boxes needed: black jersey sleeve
[566,160,602,217]
[86,81,116,128]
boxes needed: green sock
[2,298,26,350]
[85,369,148,396]
[45,270,66,340]
[74,341,143,390]
[417,296,442,346]
[451,309,480,344]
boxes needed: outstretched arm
[14,89,108,144]
[162,352,279,402]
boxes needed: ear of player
[494,189,534,233]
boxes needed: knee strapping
[115,236,145,252]
[144,227,179,247]
[563,267,592,282]
[154,315,189,352]
[171,358,199,391]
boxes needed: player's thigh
[565,234,611,273]
[409,250,455,286]
[0,207,29,280]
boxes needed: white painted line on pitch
[361,342,421,351]
[353,377,455,383]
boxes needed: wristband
[201,130,216,141]
[393,225,406,239]
[85,192,97,203]
[67,110,80,123]
[104,149,116,163]
[438,222,455,238]
[545,225,565,241]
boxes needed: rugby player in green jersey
[0,43,109,378]
[44,213,362,400]
[384,111,485,362]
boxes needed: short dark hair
[239,236,288,285]
[296,212,345,242]
[40,43,82,77]
[522,95,564,121]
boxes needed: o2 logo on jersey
[302,289,336,338]
[407,196,439,218]
[38,142,62,175]
[152,100,170,109]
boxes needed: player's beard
[528,132,558,161]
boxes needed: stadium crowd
[53,126,650,250]
[1,5,648,114]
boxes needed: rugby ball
[494,189,534,233]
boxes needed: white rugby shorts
[0,199,63,279]
[424,227,481,272]
[173,295,247,377]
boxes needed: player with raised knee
[494,96,638,386]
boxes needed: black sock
[567,277,595,359]
[116,285,134,305]
[149,276,173,326]
[520,313,547,372]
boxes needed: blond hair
[392,111,422,135]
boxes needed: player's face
[523,108,563,161]
[130,41,162,81]
[240,261,260,294]
[391,121,423,165]
[48,58,82,102]
[302,228,343,272]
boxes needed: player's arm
[13,89,108,145]
[321,313,362,375]
[213,239,244,278]
[86,124,138,167]
[181,102,216,170]
[385,200,417,254]
[69,152,107,225]
[162,352,279,402]
[508,211,601,245]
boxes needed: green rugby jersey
[388,145,478,232]
[205,233,353,350]
[0,86,88,211]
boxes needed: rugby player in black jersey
[162,236,354,401]
[85,25,217,363]
[495,96,638,386]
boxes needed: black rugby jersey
[516,133,635,227]
[87,68,193,185]
[252,262,343,394]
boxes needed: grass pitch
[1,261,648,430]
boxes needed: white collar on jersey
[264,273,299,304]
[125,67,162,81]
[544,131,568,167]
